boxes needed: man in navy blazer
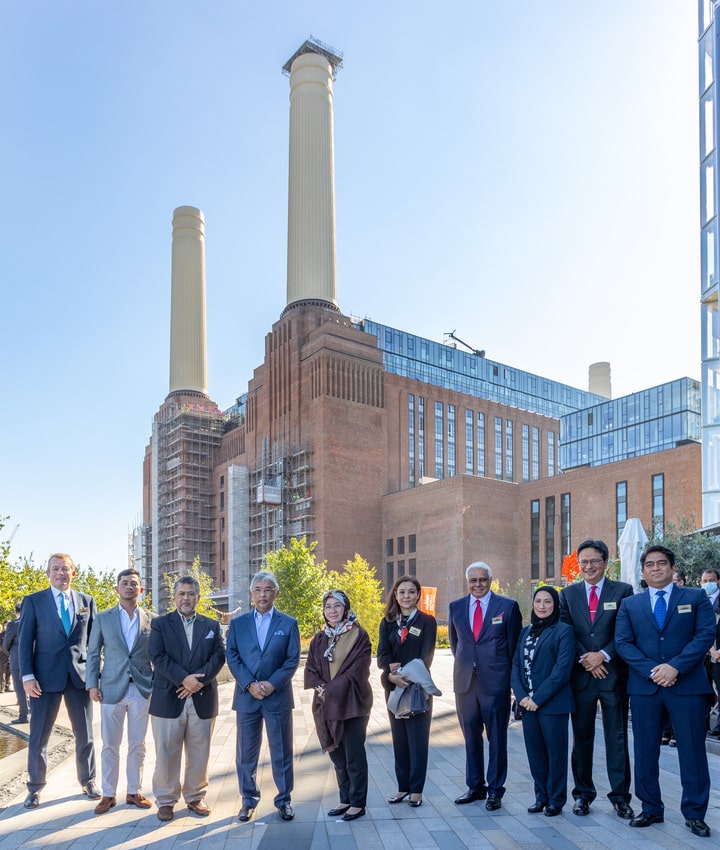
[558,538,634,819]
[148,576,225,823]
[19,553,99,808]
[226,570,300,823]
[615,545,715,838]
[448,561,522,810]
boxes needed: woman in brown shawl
[304,590,373,821]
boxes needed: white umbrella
[618,518,648,591]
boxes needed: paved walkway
[1,650,719,849]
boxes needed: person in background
[304,590,373,822]
[2,601,29,723]
[700,568,720,738]
[511,586,575,816]
[377,576,436,808]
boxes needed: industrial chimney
[589,361,612,399]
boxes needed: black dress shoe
[455,788,487,804]
[328,804,351,816]
[11,717,29,724]
[706,728,720,739]
[573,798,589,816]
[545,806,562,817]
[685,819,711,837]
[527,802,545,813]
[83,781,102,800]
[238,805,256,822]
[24,792,40,809]
[630,811,664,828]
[342,807,366,821]
[486,795,502,811]
[613,801,634,819]
[277,804,294,821]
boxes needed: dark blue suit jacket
[511,622,576,714]
[19,587,97,691]
[148,611,226,719]
[615,585,715,695]
[448,593,522,695]
[226,609,300,713]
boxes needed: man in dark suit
[86,567,156,814]
[448,561,522,810]
[226,570,300,823]
[558,538,634,819]
[615,545,715,838]
[19,553,100,808]
[3,600,29,723]
[148,575,225,823]
[700,568,720,737]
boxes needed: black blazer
[511,622,576,714]
[559,578,633,692]
[149,611,225,719]
[377,610,436,693]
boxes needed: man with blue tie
[19,553,100,808]
[448,561,522,810]
[615,544,715,838]
[226,570,300,823]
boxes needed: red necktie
[589,585,598,623]
[473,599,483,640]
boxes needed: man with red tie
[559,539,634,819]
[448,562,521,810]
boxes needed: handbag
[395,681,429,718]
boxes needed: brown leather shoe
[94,796,116,814]
[157,805,174,822]
[187,799,211,817]
[126,793,152,809]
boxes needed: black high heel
[408,794,422,807]
[388,792,410,804]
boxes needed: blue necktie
[60,593,71,636]
[653,590,666,629]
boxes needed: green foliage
[328,554,385,653]
[500,577,531,624]
[435,624,450,647]
[263,537,330,638]
[648,517,720,586]
[74,566,125,612]
[161,555,220,619]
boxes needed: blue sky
[0,1,701,572]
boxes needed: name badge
[409,626,422,636]
[677,604,692,614]
[78,607,89,614]
[492,616,504,625]
[603,602,616,611]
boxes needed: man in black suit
[2,601,29,723]
[559,539,634,819]
[616,545,715,837]
[149,576,225,823]
[701,568,720,737]
[18,553,100,808]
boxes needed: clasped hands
[519,696,539,712]
[388,662,410,689]
[176,673,205,699]
[580,650,608,679]
[649,663,679,687]
[248,680,275,700]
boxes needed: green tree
[264,537,330,638]
[328,554,385,653]
[161,555,221,619]
[74,565,124,612]
[648,517,720,586]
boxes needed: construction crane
[444,330,485,358]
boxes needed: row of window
[386,559,417,588]
[530,494,571,581]
[616,474,664,541]
[386,535,417,557]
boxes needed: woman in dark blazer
[377,576,437,808]
[304,590,373,822]
[511,585,575,816]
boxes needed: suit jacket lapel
[44,588,66,637]
[169,611,191,662]
[260,611,280,654]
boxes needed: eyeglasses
[643,559,670,568]
[578,559,605,567]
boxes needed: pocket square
[205,630,215,639]
[274,629,285,636]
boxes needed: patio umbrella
[618,518,648,591]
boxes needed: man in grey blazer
[226,570,300,823]
[559,539,634,819]
[86,568,156,814]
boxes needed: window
[616,481,627,542]
[477,412,485,477]
[386,562,394,587]
[531,500,540,580]
[409,558,417,576]
[495,417,503,479]
[386,538,394,557]
[418,397,425,480]
[221,541,225,561]
[532,427,539,480]
[220,492,225,511]
[221,517,225,533]
[397,536,405,555]
[408,394,416,487]
[435,402,444,479]
[220,475,225,487]
[547,432,556,477]
[398,560,405,576]
[522,424,529,482]
[408,534,416,553]
[448,404,456,477]
[652,474,664,538]
[465,409,473,474]
[505,420,513,481]
[561,493,571,558]
[545,496,555,578]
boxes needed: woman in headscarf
[511,585,575,817]
[304,589,373,821]
[377,576,437,808]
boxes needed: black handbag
[396,681,429,718]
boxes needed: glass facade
[616,481,627,542]
[652,473,665,538]
[545,496,555,578]
[465,409,474,474]
[699,2,720,524]
[448,404,456,477]
[560,378,701,470]
[522,424,530,482]
[494,417,503,479]
[359,319,603,418]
